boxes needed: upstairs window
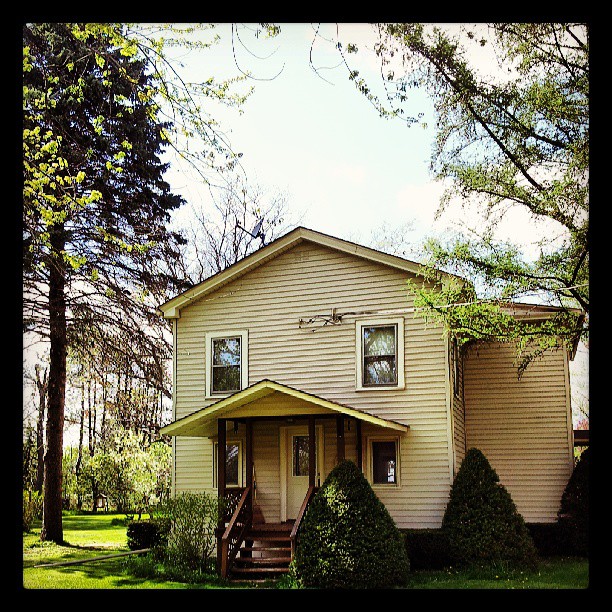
[205,330,248,397]
[356,319,405,390]
[212,337,241,393]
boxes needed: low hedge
[401,529,451,570]
[526,523,570,557]
[403,525,574,568]
[126,520,165,551]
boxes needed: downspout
[444,334,455,481]
[171,318,177,497]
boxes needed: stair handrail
[220,486,252,578]
[290,485,318,558]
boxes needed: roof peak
[158,226,466,319]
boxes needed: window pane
[293,436,310,476]
[212,365,241,392]
[362,325,398,386]
[216,443,240,486]
[363,326,396,356]
[364,355,397,385]
[372,441,397,484]
[213,337,241,366]
[226,443,239,485]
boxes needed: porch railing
[290,485,318,559]
[219,486,252,579]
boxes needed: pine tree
[23,23,187,543]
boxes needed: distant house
[158,227,582,578]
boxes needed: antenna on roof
[237,218,266,246]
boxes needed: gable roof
[158,226,466,319]
[159,379,409,437]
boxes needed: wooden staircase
[229,522,293,581]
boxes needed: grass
[22,513,227,590]
[22,513,589,590]
[404,558,589,589]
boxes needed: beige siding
[173,241,453,528]
[463,342,573,523]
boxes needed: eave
[160,379,410,437]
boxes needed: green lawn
[22,513,589,590]
[22,513,222,590]
[405,558,589,589]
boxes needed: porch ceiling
[159,379,410,437]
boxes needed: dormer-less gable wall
[173,240,455,528]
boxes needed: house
[158,227,581,578]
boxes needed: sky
[163,23,561,259]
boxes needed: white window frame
[205,330,248,398]
[213,439,243,489]
[355,318,405,391]
[367,435,401,488]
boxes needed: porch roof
[159,379,410,437]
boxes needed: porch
[160,379,409,579]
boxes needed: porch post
[246,418,253,491]
[308,416,316,487]
[356,419,362,471]
[218,418,226,500]
[244,418,254,554]
[216,418,226,574]
[336,415,345,463]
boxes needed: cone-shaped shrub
[558,447,589,556]
[293,459,410,589]
[442,448,538,569]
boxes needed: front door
[281,425,323,521]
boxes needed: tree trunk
[41,230,67,544]
[75,380,85,510]
[101,371,108,447]
[34,364,48,494]
[88,377,95,456]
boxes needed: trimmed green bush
[402,529,451,570]
[442,448,538,569]
[293,459,410,589]
[558,447,589,556]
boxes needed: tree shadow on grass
[53,558,227,589]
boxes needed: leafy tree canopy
[339,23,588,370]
[22,22,253,543]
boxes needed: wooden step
[235,556,291,565]
[240,547,291,554]
[231,566,290,575]
[246,532,290,540]
[227,523,294,581]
